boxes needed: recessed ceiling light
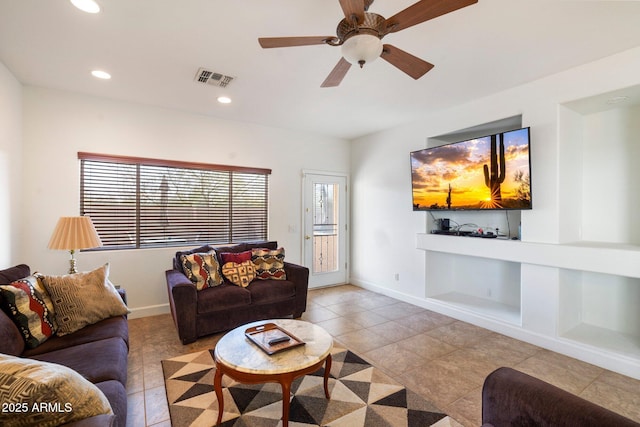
[91,70,111,80]
[217,96,232,104]
[70,0,101,13]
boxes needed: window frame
[78,152,271,250]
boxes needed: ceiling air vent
[194,67,235,88]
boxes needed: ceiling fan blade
[386,0,478,33]
[381,44,434,80]
[321,57,352,87]
[258,36,335,48]
[339,0,365,24]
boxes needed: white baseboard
[128,303,170,319]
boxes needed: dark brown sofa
[166,241,309,344]
[0,264,128,427]
[482,367,639,426]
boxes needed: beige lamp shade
[48,216,103,251]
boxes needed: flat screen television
[411,127,532,211]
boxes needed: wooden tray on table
[245,323,305,355]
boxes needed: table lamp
[48,216,103,274]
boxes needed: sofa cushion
[222,260,256,287]
[173,244,214,270]
[247,279,296,304]
[22,315,129,358]
[0,276,57,348]
[0,307,25,356]
[30,336,128,385]
[0,354,113,427]
[252,247,287,280]
[197,284,251,314]
[181,251,223,290]
[0,264,31,284]
[40,263,129,336]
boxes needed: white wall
[0,62,22,266]
[581,106,640,244]
[20,87,350,317]
[350,46,640,303]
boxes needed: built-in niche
[425,251,521,325]
[425,115,524,238]
[560,85,640,246]
[559,269,640,359]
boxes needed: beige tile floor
[126,284,640,426]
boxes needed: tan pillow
[41,263,129,336]
[222,260,256,287]
[0,354,113,426]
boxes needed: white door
[302,172,348,288]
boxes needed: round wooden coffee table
[210,319,333,427]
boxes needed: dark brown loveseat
[0,264,129,427]
[166,241,309,344]
[482,367,639,426]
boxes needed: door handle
[305,235,311,240]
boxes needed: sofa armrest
[283,262,309,318]
[165,269,198,344]
[482,367,639,427]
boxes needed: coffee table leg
[214,367,224,426]
[280,378,292,427]
[323,354,332,399]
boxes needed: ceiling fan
[258,0,478,87]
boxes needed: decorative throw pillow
[252,247,287,280]
[0,354,113,426]
[222,260,256,287]
[219,250,252,265]
[0,276,57,349]
[181,251,223,290]
[40,263,129,336]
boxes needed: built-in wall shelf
[418,232,640,379]
[416,233,640,279]
[408,94,640,380]
[429,292,521,326]
[561,324,640,360]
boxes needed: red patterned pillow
[219,250,252,265]
[221,261,256,287]
[251,248,287,280]
[181,251,223,291]
[0,276,57,348]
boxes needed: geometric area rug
[162,345,455,427]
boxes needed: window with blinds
[78,153,270,249]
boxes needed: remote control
[268,336,290,345]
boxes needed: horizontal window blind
[79,153,270,249]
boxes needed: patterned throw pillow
[40,263,129,336]
[181,251,223,290]
[222,261,256,287]
[0,354,113,426]
[219,250,252,265]
[251,248,287,280]
[0,276,57,349]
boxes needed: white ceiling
[1,0,640,140]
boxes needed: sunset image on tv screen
[411,128,531,210]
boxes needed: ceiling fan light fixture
[341,34,383,68]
